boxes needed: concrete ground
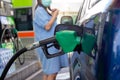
[4,38,40,79]
[15,37,39,68]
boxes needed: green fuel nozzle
[56,30,81,53]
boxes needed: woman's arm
[45,9,59,31]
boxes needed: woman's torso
[33,6,57,42]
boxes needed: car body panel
[70,0,116,80]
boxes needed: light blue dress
[33,6,69,74]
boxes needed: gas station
[0,0,120,80]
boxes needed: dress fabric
[33,6,69,74]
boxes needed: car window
[89,0,101,9]
[75,0,102,25]
[75,0,85,23]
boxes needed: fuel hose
[0,47,27,80]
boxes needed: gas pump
[0,16,25,65]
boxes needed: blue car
[68,0,120,80]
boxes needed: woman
[33,0,69,80]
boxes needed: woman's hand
[51,9,59,18]
[51,9,57,12]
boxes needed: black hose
[0,47,27,80]
[15,37,25,65]
[11,28,25,65]
[18,54,25,65]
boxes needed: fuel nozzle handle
[26,37,65,58]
